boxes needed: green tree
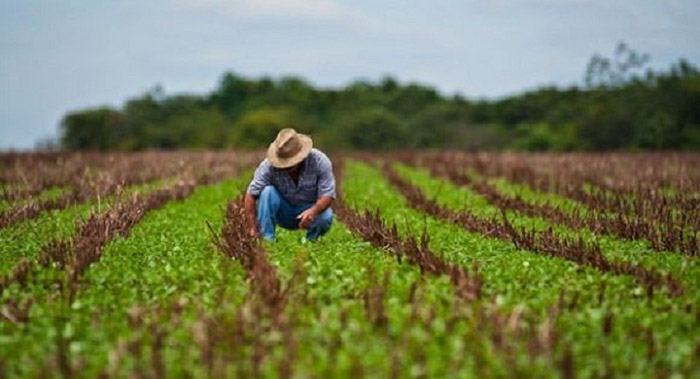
[141,107,230,149]
[56,48,700,152]
[585,42,650,88]
[339,107,406,150]
[228,107,302,149]
[409,103,471,149]
[210,72,251,118]
[60,107,123,150]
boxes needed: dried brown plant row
[0,153,171,227]
[415,151,700,193]
[513,153,690,231]
[337,205,483,303]
[0,182,199,326]
[209,197,297,377]
[0,151,259,231]
[333,158,482,303]
[333,159,575,376]
[98,258,565,377]
[439,168,700,258]
[0,152,167,202]
[22,190,283,378]
[0,157,253,298]
[0,151,238,196]
[381,164,684,298]
[0,152,96,200]
[429,152,700,254]
[0,151,262,193]
[0,195,76,230]
[396,152,700,233]
[211,197,291,318]
[57,183,196,297]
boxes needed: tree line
[59,43,700,151]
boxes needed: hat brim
[267,134,313,169]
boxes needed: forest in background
[58,44,700,152]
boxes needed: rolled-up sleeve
[316,155,336,199]
[247,160,272,197]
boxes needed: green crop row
[0,179,171,274]
[0,177,248,377]
[216,181,558,376]
[1,159,698,377]
[394,163,700,293]
[346,160,698,376]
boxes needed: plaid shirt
[247,149,336,205]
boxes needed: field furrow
[0,176,250,377]
[0,152,698,378]
[420,158,700,257]
[0,152,256,231]
[0,180,163,276]
[401,152,700,232]
[392,162,700,296]
[386,163,686,296]
[342,160,699,376]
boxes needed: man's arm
[244,192,258,237]
[299,152,336,229]
[298,196,333,229]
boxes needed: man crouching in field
[244,128,335,242]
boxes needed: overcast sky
[1,0,699,150]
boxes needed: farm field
[0,151,699,378]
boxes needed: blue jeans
[257,186,333,241]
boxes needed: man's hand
[297,207,318,229]
[247,225,258,238]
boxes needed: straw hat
[267,128,313,169]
